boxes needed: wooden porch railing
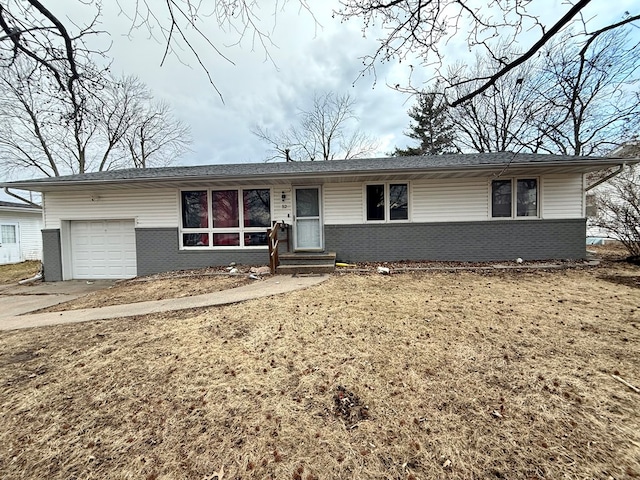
[267,221,281,274]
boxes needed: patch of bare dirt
[40,274,252,311]
[0,264,639,479]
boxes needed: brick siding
[135,228,269,276]
[324,219,586,263]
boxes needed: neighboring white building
[0,201,43,264]
[586,143,640,241]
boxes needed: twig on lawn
[611,374,640,394]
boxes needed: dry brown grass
[0,261,40,285]
[588,242,630,261]
[41,275,252,311]
[1,264,639,479]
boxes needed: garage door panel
[70,220,137,279]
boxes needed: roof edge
[1,157,634,191]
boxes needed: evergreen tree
[395,91,456,156]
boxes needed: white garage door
[70,220,137,279]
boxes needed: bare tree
[253,92,378,162]
[3,1,638,108]
[431,26,640,156]
[533,29,640,156]
[336,1,640,107]
[447,50,545,153]
[0,1,314,102]
[125,100,191,168]
[0,62,190,177]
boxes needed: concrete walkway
[0,274,329,331]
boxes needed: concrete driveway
[0,280,116,319]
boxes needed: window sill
[364,219,411,224]
[179,246,269,251]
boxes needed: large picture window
[491,179,538,218]
[366,183,409,222]
[180,188,271,248]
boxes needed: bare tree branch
[0,60,191,178]
[253,92,378,162]
[336,0,639,107]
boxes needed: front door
[0,224,21,264]
[294,187,322,250]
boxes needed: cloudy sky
[59,0,625,168]
[93,1,413,166]
[10,0,640,179]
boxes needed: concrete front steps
[276,252,336,274]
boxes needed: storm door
[293,187,322,250]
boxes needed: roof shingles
[1,152,631,189]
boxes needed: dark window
[492,180,512,217]
[181,188,272,248]
[517,179,537,217]
[389,184,408,220]
[243,189,271,227]
[244,232,268,246]
[295,188,320,217]
[183,233,209,247]
[212,190,239,228]
[366,184,385,221]
[213,233,240,246]
[181,191,208,228]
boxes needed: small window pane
[183,233,209,247]
[244,232,268,246]
[517,179,538,217]
[213,233,240,246]
[181,191,208,228]
[295,188,319,217]
[244,189,271,227]
[492,180,512,217]
[389,184,408,220]
[1,225,16,243]
[212,190,239,228]
[367,184,385,221]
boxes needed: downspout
[585,164,625,192]
[3,187,41,207]
[19,271,43,285]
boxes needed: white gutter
[3,187,41,208]
[585,164,626,192]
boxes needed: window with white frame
[491,178,538,218]
[180,188,271,248]
[1,224,17,244]
[366,183,409,222]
